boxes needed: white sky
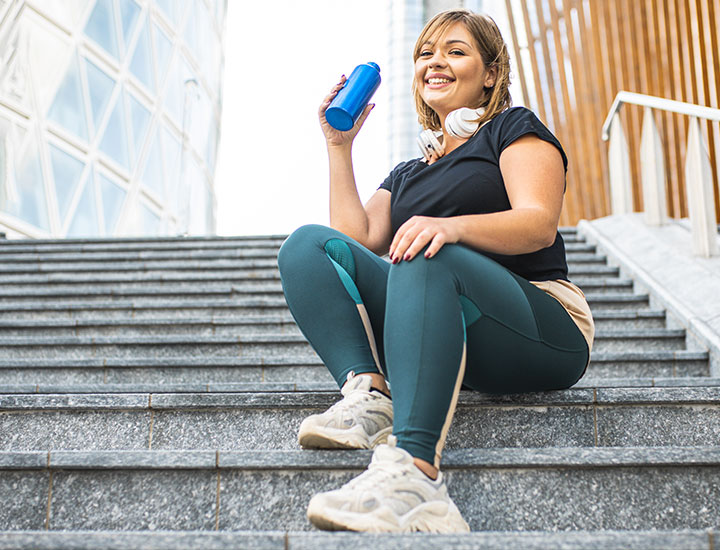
[214,0,390,236]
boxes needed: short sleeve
[377,159,415,192]
[496,107,568,172]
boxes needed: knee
[278,224,332,272]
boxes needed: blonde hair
[412,9,512,132]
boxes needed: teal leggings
[277,224,589,466]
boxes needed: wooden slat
[504,0,719,224]
[504,0,531,108]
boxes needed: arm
[320,76,393,255]
[388,134,565,262]
[327,145,393,255]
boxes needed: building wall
[0,0,226,238]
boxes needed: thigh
[428,244,588,394]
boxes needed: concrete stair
[0,228,718,549]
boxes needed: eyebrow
[421,39,471,47]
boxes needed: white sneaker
[298,372,393,449]
[307,436,470,533]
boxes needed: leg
[385,244,588,468]
[278,224,393,449]
[277,224,391,387]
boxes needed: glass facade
[0,0,226,238]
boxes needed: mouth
[425,77,455,89]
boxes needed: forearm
[327,145,370,242]
[448,207,558,255]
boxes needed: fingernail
[425,252,430,258]
[404,253,410,261]
[392,257,398,264]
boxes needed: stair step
[0,238,287,255]
[0,447,718,531]
[6,376,720,394]
[0,309,668,337]
[2,387,720,451]
[0,328,686,359]
[0,350,709,385]
[0,292,651,317]
[0,530,711,550]
[0,277,634,297]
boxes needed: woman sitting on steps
[278,8,595,533]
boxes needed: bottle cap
[367,62,380,72]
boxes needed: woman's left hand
[389,216,460,263]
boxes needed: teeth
[428,78,452,84]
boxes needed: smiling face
[414,21,497,127]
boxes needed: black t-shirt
[378,106,569,282]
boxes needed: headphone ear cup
[445,107,485,139]
[417,129,444,161]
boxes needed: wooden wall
[504,0,720,226]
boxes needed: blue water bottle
[326,62,381,131]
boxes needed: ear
[484,66,497,89]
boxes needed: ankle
[413,458,438,480]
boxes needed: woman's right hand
[319,74,375,148]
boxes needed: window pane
[47,56,88,141]
[128,92,151,159]
[163,55,193,125]
[5,138,50,230]
[84,0,119,59]
[161,126,181,204]
[152,22,173,87]
[66,176,100,236]
[141,127,164,197]
[156,0,186,26]
[84,58,115,137]
[118,0,140,50]
[49,144,85,222]
[129,17,154,91]
[140,201,160,235]
[99,93,130,169]
[98,171,126,234]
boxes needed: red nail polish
[404,253,410,261]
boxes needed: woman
[277,9,594,533]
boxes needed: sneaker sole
[307,498,470,533]
[298,425,392,450]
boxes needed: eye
[450,49,464,55]
[419,51,432,57]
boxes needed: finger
[354,103,375,129]
[392,222,424,262]
[389,220,413,260]
[402,229,434,261]
[423,233,447,259]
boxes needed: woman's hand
[389,216,461,263]
[319,75,375,148]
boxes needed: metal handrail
[601,91,720,141]
[600,90,720,257]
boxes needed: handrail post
[685,117,719,257]
[608,112,633,215]
[640,107,667,225]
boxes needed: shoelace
[345,459,411,492]
[325,389,374,416]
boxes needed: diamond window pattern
[67,176,100,236]
[129,16,154,92]
[99,91,130,170]
[84,59,115,137]
[0,0,224,238]
[84,0,119,59]
[118,0,141,50]
[98,171,126,234]
[49,144,85,222]
[47,55,88,141]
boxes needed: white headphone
[417,107,486,162]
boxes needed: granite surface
[0,472,49,530]
[49,470,216,530]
